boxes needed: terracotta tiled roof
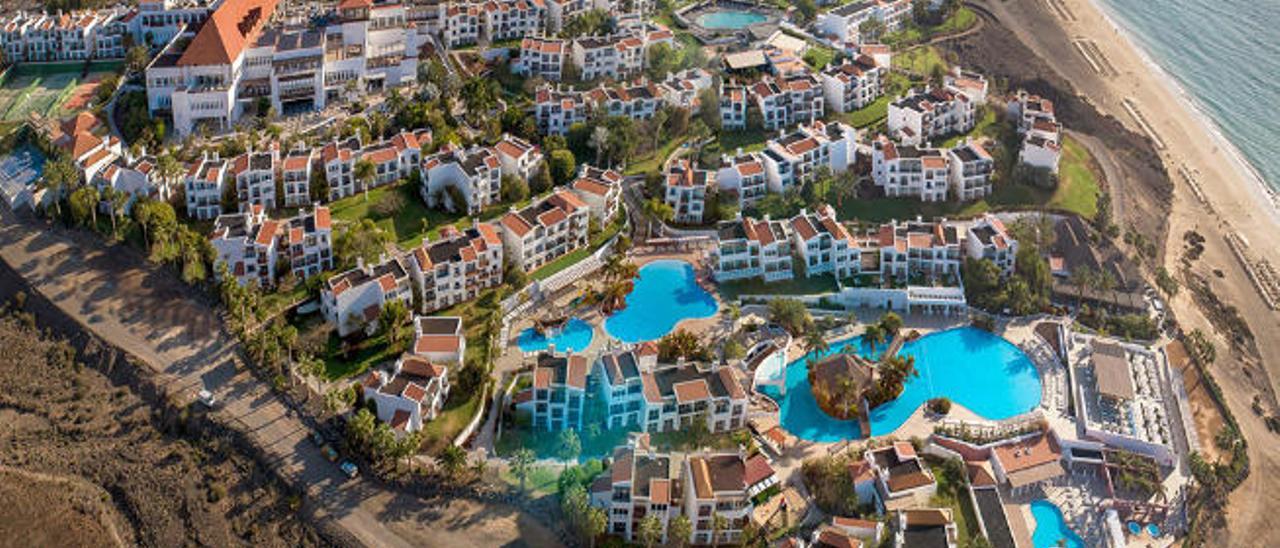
[178,0,279,66]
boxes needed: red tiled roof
[178,0,279,66]
[743,454,775,487]
[672,379,711,403]
[415,334,463,355]
[314,207,330,230]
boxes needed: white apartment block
[517,36,567,80]
[545,0,614,33]
[407,223,505,313]
[719,82,748,130]
[422,144,503,215]
[480,0,546,43]
[533,84,590,135]
[664,158,714,225]
[814,0,911,44]
[587,79,661,121]
[965,213,1018,276]
[887,87,976,146]
[865,442,938,511]
[145,0,418,137]
[871,135,951,202]
[1008,90,1062,173]
[658,68,713,110]
[521,353,589,431]
[593,434,680,543]
[874,218,963,281]
[569,165,623,222]
[280,149,315,207]
[789,205,862,279]
[569,22,673,82]
[412,315,467,366]
[361,354,449,432]
[821,54,884,113]
[499,189,590,270]
[947,140,994,201]
[594,349,750,434]
[0,9,129,63]
[945,66,988,105]
[751,73,824,131]
[279,205,335,280]
[715,153,768,209]
[92,155,172,211]
[229,148,279,211]
[185,153,227,220]
[134,0,214,48]
[761,120,858,193]
[210,205,279,287]
[683,452,770,546]
[713,215,794,282]
[440,3,481,48]
[321,254,414,337]
[320,136,361,201]
[494,134,544,181]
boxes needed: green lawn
[939,107,998,149]
[840,95,890,129]
[1054,136,1102,219]
[320,330,404,380]
[422,389,484,453]
[499,464,563,496]
[884,8,978,48]
[927,459,983,546]
[895,46,948,77]
[328,181,466,249]
[719,127,771,155]
[804,46,837,70]
[625,137,687,176]
[529,217,624,281]
[719,274,838,300]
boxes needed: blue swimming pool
[1031,500,1085,548]
[604,260,718,343]
[696,10,767,29]
[517,317,594,353]
[760,327,1042,442]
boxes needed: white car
[198,389,216,408]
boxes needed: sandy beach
[970,0,1280,543]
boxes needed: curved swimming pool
[760,327,1042,442]
[516,317,594,353]
[1031,500,1085,548]
[604,260,718,343]
[696,10,767,29]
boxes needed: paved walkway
[0,208,558,547]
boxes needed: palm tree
[582,507,607,548]
[803,329,829,357]
[863,324,885,350]
[637,514,663,548]
[510,447,535,493]
[589,125,610,166]
[669,514,692,548]
[439,444,467,482]
[354,158,376,200]
[1069,266,1095,308]
[710,514,728,548]
[642,198,674,239]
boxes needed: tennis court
[0,62,121,122]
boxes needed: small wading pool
[516,317,594,353]
[696,10,767,29]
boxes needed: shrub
[928,397,952,415]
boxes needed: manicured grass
[928,459,983,546]
[719,127,771,155]
[840,95,890,129]
[804,46,837,70]
[320,330,404,380]
[529,218,624,281]
[720,274,838,300]
[625,136,687,176]
[895,46,948,77]
[935,7,977,36]
[1053,136,1102,219]
[884,8,977,48]
[422,389,484,453]
[499,464,563,496]
[939,107,998,149]
[328,180,467,249]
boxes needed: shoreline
[1083,0,1280,214]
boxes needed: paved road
[0,208,559,547]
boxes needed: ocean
[1091,0,1280,191]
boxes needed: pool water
[696,10,767,29]
[1146,523,1161,537]
[760,327,1042,442]
[1031,500,1086,548]
[517,317,594,353]
[604,260,717,343]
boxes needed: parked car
[198,389,216,408]
[322,445,339,462]
[340,461,359,478]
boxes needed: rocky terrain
[0,296,331,548]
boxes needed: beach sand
[973,0,1280,543]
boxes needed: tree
[354,158,376,198]
[347,408,377,450]
[582,507,606,548]
[125,45,150,75]
[768,298,813,337]
[561,483,589,535]
[645,42,679,81]
[557,429,581,470]
[439,444,467,481]
[637,514,663,548]
[41,158,78,219]
[335,219,393,268]
[669,514,692,548]
[710,514,729,548]
[641,197,674,238]
[102,187,126,239]
[588,125,610,166]
[68,186,99,228]
[863,324,886,350]
[793,0,818,24]
[379,299,411,348]
[531,165,554,195]
[803,329,829,357]
[549,149,577,185]
[511,447,536,493]
[1069,265,1095,307]
[878,311,903,335]
[500,174,530,203]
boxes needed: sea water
[1093,0,1280,191]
